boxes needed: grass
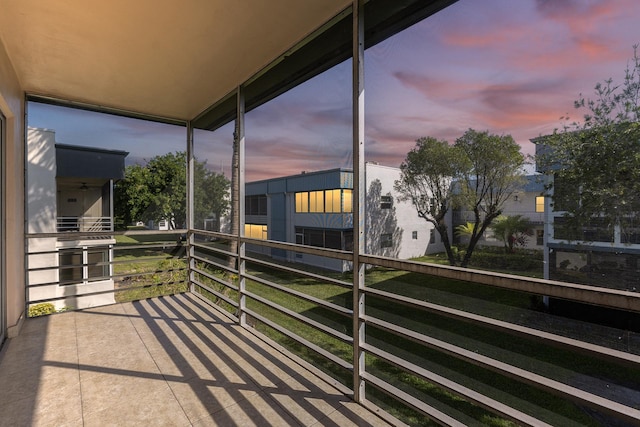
[113,232,188,303]
[200,256,637,427]
[115,240,635,425]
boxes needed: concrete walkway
[0,293,392,426]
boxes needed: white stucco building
[27,128,128,310]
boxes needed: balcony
[57,216,113,233]
[0,293,391,426]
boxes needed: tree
[193,161,230,231]
[455,129,527,267]
[539,46,640,235]
[490,215,532,253]
[115,151,229,230]
[394,137,466,265]
[396,130,527,267]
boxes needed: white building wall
[365,163,443,259]
[26,128,115,310]
[26,128,59,290]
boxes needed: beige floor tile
[167,376,262,423]
[0,295,393,427]
[191,390,300,427]
[82,381,190,427]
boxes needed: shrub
[28,303,56,317]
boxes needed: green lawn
[119,241,633,426]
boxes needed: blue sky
[29,0,640,182]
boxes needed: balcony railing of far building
[56,216,113,233]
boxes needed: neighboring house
[244,162,444,272]
[452,175,546,249]
[532,137,640,293]
[27,127,128,310]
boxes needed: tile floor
[0,293,393,426]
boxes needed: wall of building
[365,163,444,258]
[0,37,25,337]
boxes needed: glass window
[87,249,109,281]
[326,189,341,213]
[245,224,267,240]
[324,230,342,249]
[342,189,353,213]
[296,192,309,213]
[309,190,325,213]
[59,250,83,283]
[246,195,267,215]
[381,233,393,248]
[535,196,545,213]
[412,231,418,240]
[381,195,392,209]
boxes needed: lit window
[535,196,545,213]
[245,224,267,240]
[309,190,325,213]
[296,192,308,213]
[343,189,353,213]
[326,189,341,213]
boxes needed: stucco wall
[0,36,25,337]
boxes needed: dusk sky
[29,0,640,182]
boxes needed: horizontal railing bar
[363,372,466,427]
[362,343,551,427]
[364,315,640,424]
[114,244,185,251]
[360,254,640,312]
[190,280,239,309]
[191,241,238,259]
[241,237,352,261]
[190,229,235,241]
[190,289,239,322]
[244,272,353,318]
[244,290,353,344]
[191,266,238,292]
[244,307,353,371]
[27,229,188,239]
[366,287,640,366]
[191,254,238,275]
[111,256,180,266]
[245,255,352,289]
[28,281,186,306]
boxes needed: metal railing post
[352,0,366,404]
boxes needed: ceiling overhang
[0,0,457,125]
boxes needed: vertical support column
[352,0,366,404]
[109,179,114,232]
[186,122,195,292]
[236,86,247,326]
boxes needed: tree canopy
[538,46,640,235]
[395,129,527,267]
[115,151,229,230]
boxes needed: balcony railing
[24,227,640,426]
[56,216,113,232]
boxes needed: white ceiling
[0,0,351,121]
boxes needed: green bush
[28,303,56,317]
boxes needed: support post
[352,0,366,404]
[186,122,195,292]
[236,86,247,326]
